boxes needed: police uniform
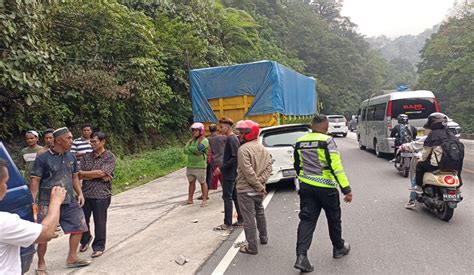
[294,132,351,257]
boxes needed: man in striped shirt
[70,124,93,168]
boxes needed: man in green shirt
[184,123,209,207]
[21,130,43,185]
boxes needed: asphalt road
[199,133,474,274]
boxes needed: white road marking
[211,190,276,275]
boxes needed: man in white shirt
[0,162,66,275]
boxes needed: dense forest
[1,0,472,154]
[417,3,474,132]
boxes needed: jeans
[238,192,267,253]
[409,176,417,201]
[80,197,111,252]
[296,183,344,256]
[222,180,243,226]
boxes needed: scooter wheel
[436,203,454,222]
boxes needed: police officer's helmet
[397,114,409,124]
[424,112,448,130]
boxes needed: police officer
[293,115,352,272]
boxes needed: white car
[258,124,311,184]
[327,115,348,137]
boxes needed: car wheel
[342,133,347,137]
[374,140,383,158]
[358,136,366,150]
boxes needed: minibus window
[374,103,387,121]
[391,98,437,119]
[367,106,375,121]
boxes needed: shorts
[38,200,88,234]
[186,168,206,184]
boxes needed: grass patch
[113,146,186,195]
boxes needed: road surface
[199,132,474,274]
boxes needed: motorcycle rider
[390,114,417,162]
[412,113,454,193]
[400,127,431,208]
[401,117,462,208]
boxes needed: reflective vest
[293,132,351,194]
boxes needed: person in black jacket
[213,117,244,231]
[413,113,455,192]
[390,114,417,160]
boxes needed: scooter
[407,148,463,222]
[417,171,462,222]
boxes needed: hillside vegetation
[1,0,463,156]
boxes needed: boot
[294,255,314,273]
[333,242,351,259]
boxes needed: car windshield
[262,127,309,147]
[328,116,346,123]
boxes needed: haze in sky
[341,0,457,38]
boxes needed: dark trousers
[206,164,212,190]
[296,183,344,256]
[81,197,111,252]
[238,192,267,253]
[415,161,438,187]
[222,180,243,226]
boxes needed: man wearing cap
[30,127,91,271]
[20,130,43,185]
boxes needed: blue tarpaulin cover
[190,60,317,122]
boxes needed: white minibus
[357,90,440,157]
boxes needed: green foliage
[113,146,186,194]
[0,0,61,138]
[1,0,420,159]
[417,9,474,132]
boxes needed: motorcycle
[406,145,463,222]
[393,124,416,177]
[394,146,413,177]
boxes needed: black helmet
[424,112,448,130]
[397,114,409,124]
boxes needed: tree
[417,7,474,132]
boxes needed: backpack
[434,136,464,171]
[399,124,413,144]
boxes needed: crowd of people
[183,117,273,255]
[2,124,116,274]
[182,115,353,270]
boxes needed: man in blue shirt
[30,127,91,271]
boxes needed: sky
[341,0,457,38]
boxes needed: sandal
[66,258,91,268]
[200,201,208,207]
[232,222,244,228]
[239,245,257,255]
[35,268,48,275]
[91,250,104,258]
[182,201,193,206]
[213,224,232,231]
[79,238,93,252]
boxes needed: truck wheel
[436,204,454,222]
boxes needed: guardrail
[460,133,474,140]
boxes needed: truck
[190,60,317,129]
